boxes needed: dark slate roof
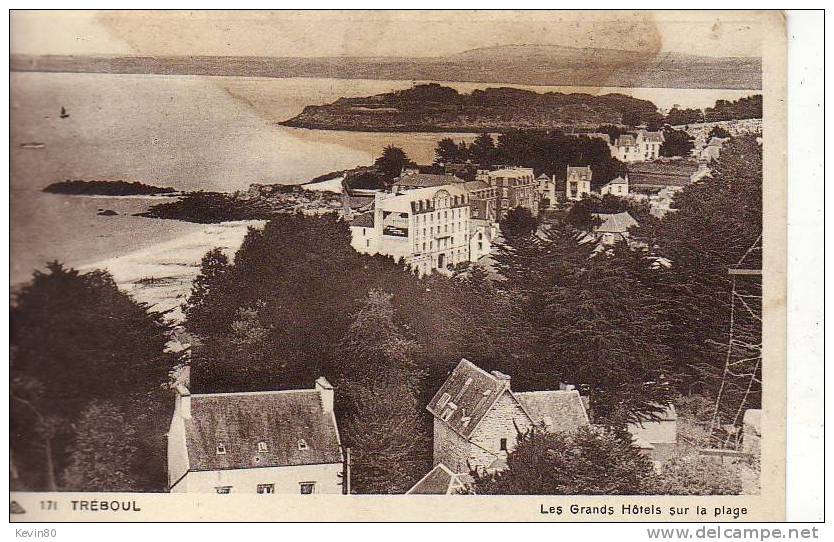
[350,212,374,228]
[427,359,510,439]
[514,391,590,433]
[394,174,464,189]
[184,390,341,471]
[406,463,468,494]
[626,159,700,187]
[615,134,636,146]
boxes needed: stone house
[427,359,590,474]
[167,377,344,494]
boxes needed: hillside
[11,44,761,89]
[280,83,661,132]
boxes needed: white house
[599,175,629,197]
[610,130,665,163]
[167,378,344,494]
[427,359,590,474]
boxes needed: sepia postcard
[10,9,788,522]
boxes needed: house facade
[167,378,344,494]
[350,184,473,276]
[475,167,539,219]
[609,130,665,163]
[537,173,557,209]
[566,166,593,201]
[427,359,590,474]
[599,175,629,197]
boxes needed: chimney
[490,370,512,389]
[176,383,191,419]
[316,376,334,413]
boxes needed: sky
[11,10,762,59]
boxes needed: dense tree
[187,212,422,393]
[61,401,140,492]
[565,194,657,231]
[665,107,704,126]
[500,206,540,238]
[492,131,626,188]
[471,427,654,494]
[635,136,762,401]
[705,95,762,122]
[659,126,696,157]
[492,223,676,423]
[705,125,732,140]
[654,451,743,495]
[374,145,415,181]
[434,137,469,164]
[10,263,174,490]
[336,290,431,493]
[469,132,498,166]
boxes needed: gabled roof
[515,390,590,432]
[183,390,341,472]
[614,134,636,147]
[427,359,510,439]
[602,176,629,187]
[406,463,469,495]
[592,211,639,234]
[350,212,374,228]
[567,165,592,179]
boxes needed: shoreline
[78,220,264,323]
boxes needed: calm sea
[10,71,757,284]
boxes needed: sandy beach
[79,220,264,323]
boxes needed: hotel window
[300,482,316,495]
[216,443,227,455]
[257,484,275,494]
[215,486,232,494]
[366,240,370,248]
[257,441,268,453]
[500,438,508,451]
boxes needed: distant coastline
[10,45,762,90]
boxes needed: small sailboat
[59,106,69,119]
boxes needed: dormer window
[257,441,268,453]
[297,439,308,451]
[216,443,227,455]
